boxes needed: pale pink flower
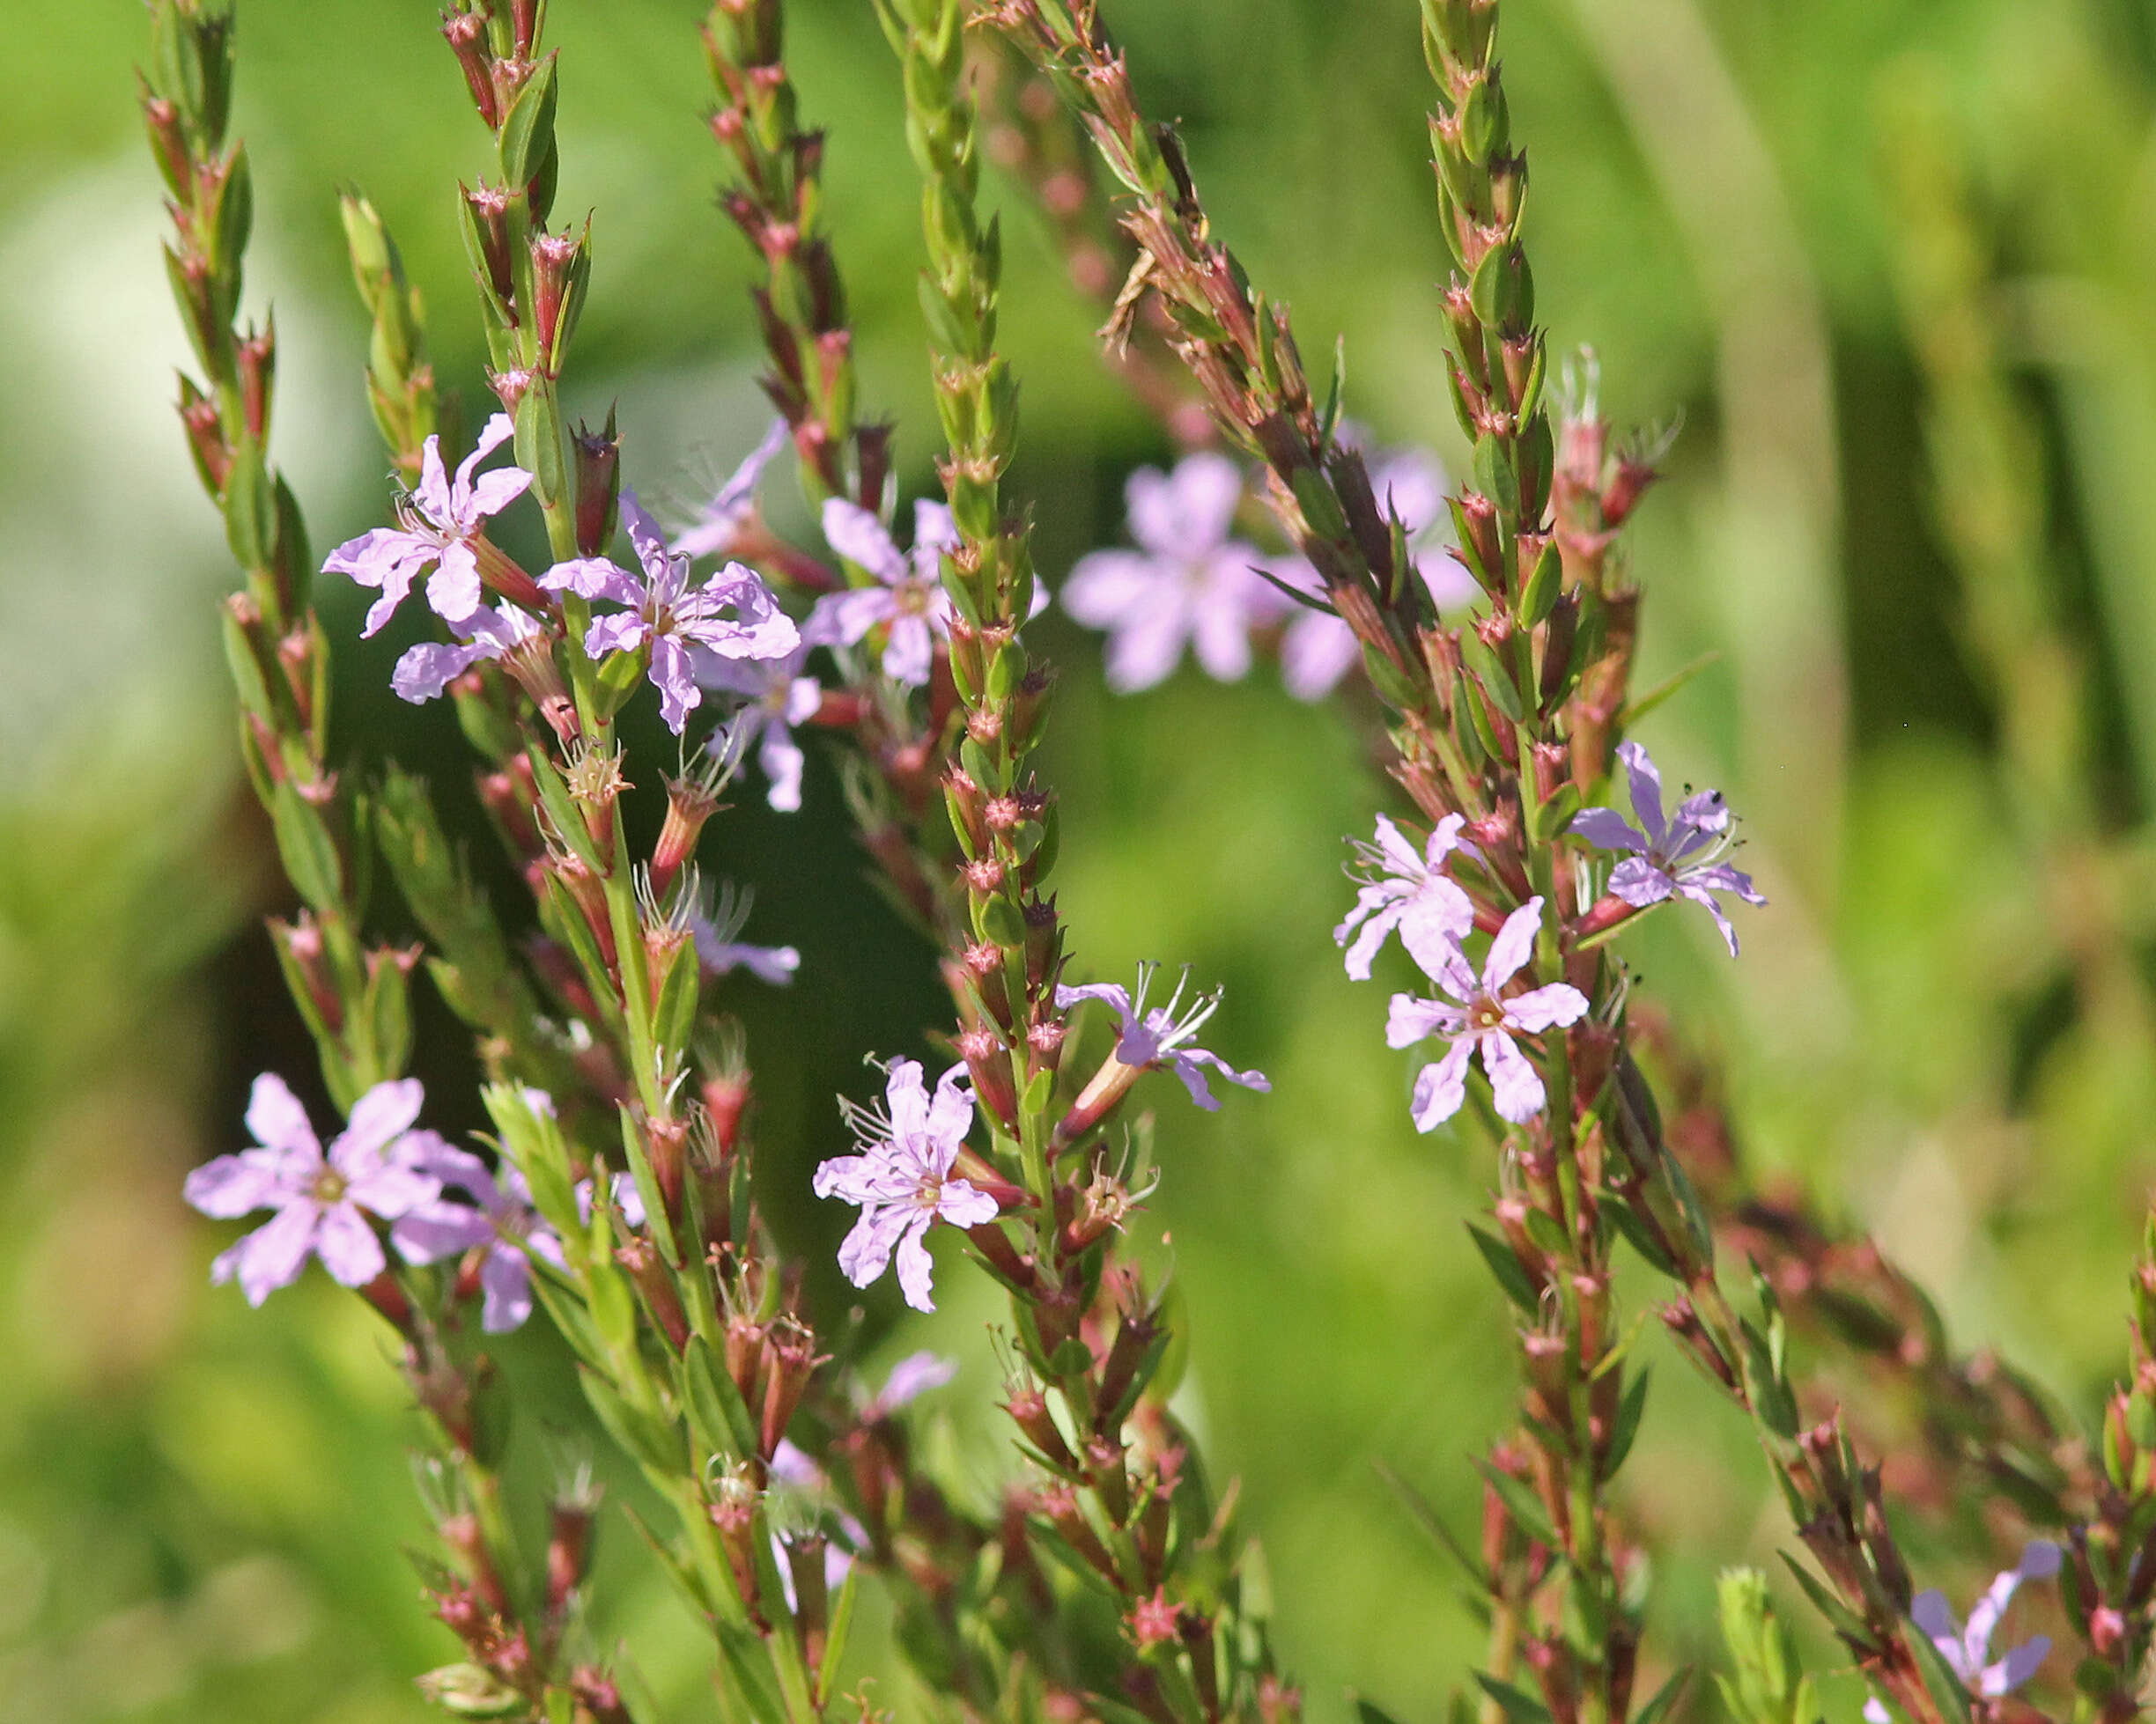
[183,1074,442,1304]
[1384,899,1589,1127]
[1335,813,1476,981]
[813,1060,998,1312]
[322,414,530,637]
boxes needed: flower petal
[1128,453,1242,559]
[1608,858,1675,909]
[184,1149,295,1219]
[1397,884,1478,978]
[822,498,909,585]
[1061,549,1162,627]
[1386,992,1463,1050]
[892,1215,940,1312]
[1617,740,1668,847]
[1482,897,1546,992]
[1281,612,1360,700]
[1409,1038,1474,1131]
[316,1201,388,1286]
[1480,1028,1548,1124]
[1570,807,1649,854]
[1503,983,1590,1035]
[218,1202,321,1305]
[837,1204,910,1290]
[337,1078,425,1161]
[245,1072,320,1159]
[478,1244,534,1332]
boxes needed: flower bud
[616,1236,689,1351]
[440,12,500,128]
[572,416,621,556]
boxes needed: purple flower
[1335,813,1476,981]
[687,879,801,986]
[812,1059,999,1312]
[322,414,532,637]
[1384,898,1590,1127]
[860,1351,956,1418]
[700,645,823,813]
[390,602,544,704]
[805,498,959,687]
[183,1073,443,1304]
[670,418,789,561]
[1055,966,1271,1110]
[390,1145,565,1333]
[1272,438,1478,699]
[1062,453,1283,692]
[543,492,800,733]
[575,1172,646,1232]
[1893,1543,2059,1708]
[1571,740,1765,955]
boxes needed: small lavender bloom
[813,1059,998,1312]
[1909,1543,2060,1700]
[863,1351,956,1418]
[1054,966,1271,1109]
[572,1173,647,1232]
[1571,740,1766,955]
[183,1073,443,1304]
[391,1146,565,1333]
[1385,899,1590,1127]
[805,497,958,687]
[1272,439,1478,699]
[543,492,799,733]
[390,602,543,704]
[1335,813,1476,981]
[700,645,822,813]
[670,417,789,560]
[686,880,801,986]
[1062,453,1283,693]
[322,414,531,637]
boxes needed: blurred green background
[5,0,2155,1718]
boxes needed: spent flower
[1062,453,1282,692]
[813,1059,998,1312]
[183,1073,443,1304]
[1572,740,1766,954]
[323,414,531,636]
[1385,899,1590,1127]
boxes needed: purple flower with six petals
[1864,1543,2059,1720]
[1055,966,1271,1110]
[1571,740,1765,955]
[543,492,799,733]
[1335,813,1476,981]
[670,417,790,561]
[812,1059,999,1312]
[1384,899,1590,1127]
[322,414,531,637]
[183,1073,443,1304]
[390,1144,565,1333]
[806,498,960,688]
[1062,453,1283,693]
[699,645,823,813]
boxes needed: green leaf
[1473,1457,1559,1549]
[1518,538,1561,627]
[270,777,345,913]
[498,55,560,189]
[1372,1457,1488,1588]
[1630,1666,1689,1724]
[577,1366,682,1475]
[1473,1673,1552,1724]
[679,1334,758,1462]
[1466,1221,1540,1312]
[1601,1368,1650,1480]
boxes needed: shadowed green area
[3,0,2154,1720]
